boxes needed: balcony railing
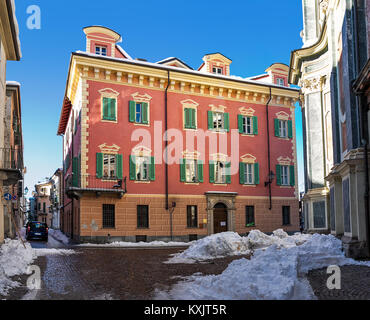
[65,173,126,195]
[0,148,23,171]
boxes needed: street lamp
[24,187,29,195]
[264,171,275,187]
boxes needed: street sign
[12,195,17,201]
[4,193,12,201]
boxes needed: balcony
[0,148,23,186]
[65,173,126,199]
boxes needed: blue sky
[7,0,304,195]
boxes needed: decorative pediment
[131,92,152,102]
[210,153,229,162]
[240,154,257,164]
[275,111,290,120]
[181,99,199,108]
[210,104,227,113]
[182,150,201,160]
[131,145,152,157]
[98,143,120,154]
[277,156,292,165]
[98,88,120,98]
[239,107,255,116]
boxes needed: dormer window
[95,45,107,56]
[212,67,223,75]
[276,78,285,86]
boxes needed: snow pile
[33,248,77,257]
[0,239,36,296]
[167,232,251,263]
[48,229,70,245]
[156,234,370,300]
[78,241,192,248]
[167,230,310,264]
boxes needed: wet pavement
[2,232,370,300]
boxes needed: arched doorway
[213,203,228,233]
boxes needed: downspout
[353,0,370,256]
[71,112,74,240]
[165,71,172,240]
[266,87,273,210]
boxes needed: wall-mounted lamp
[264,171,275,187]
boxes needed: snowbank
[167,229,310,264]
[156,234,370,300]
[33,248,77,257]
[48,229,70,245]
[0,239,36,296]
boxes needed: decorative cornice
[98,143,120,154]
[240,154,256,164]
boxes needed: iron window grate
[103,204,115,229]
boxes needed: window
[103,154,117,179]
[95,46,107,56]
[137,205,149,228]
[212,67,223,74]
[208,111,229,132]
[240,162,259,185]
[282,206,291,225]
[244,163,254,184]
[96,153,123,180]
[243,116,253,134]
[274,119,292,138]
[129,101,149,124]
[238,115,258,135]
[43,203,46,213]
[184,108,196,129]
[103,204,115,229]
[185,159,198,183]
[276,78,285,86]
[130,156,155,181]
[102,97,117,121]
[276,164,295,187]
[215,161,226,184]
[246,206,255,227]
[281,165,289,186]
[136,156,150,181]
[187,205,198,228]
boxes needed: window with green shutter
[239,115,258,135]
[96,153,103,179]
[276,164,281,186]
[289,165,295,186]
[149,156,155,181]
[129,101,149,124]
[209,111,229,132]
[130,155,153,181]
[184,108,196,129]
[129,155,136,180]
[274,119,280,137]
[288,120,293,138]
[72,157,79,187]
[97,153,121,180]
[209,160,215,183]
[102,97,117,121]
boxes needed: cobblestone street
[3,235,370,300]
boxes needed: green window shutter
[290,165,295,186]
[129,155,136,180]
[238,115,243,134]
[180,159,186,182]
[276,164,281,186]
[274,119,280,137]
[253,116,258,135]
[129,101,136,122]
[191,108,196,129]
[184,108,190,128]
[116,154,123,179]
[254,163,260,185]
[208,111,213,130]
[224,113,230,132]
[78,153,81,186]
[72,157,79,187]
[110,98,116,120]
[239,162,245,184]
[142,102,149,124]
[149,156,155,181]
[96,153,103,179]
[288,120,293,138]
[103,98,109,120]
[226,162,231,184]
[209,160,215,183]
[198,160,204,183]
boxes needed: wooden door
[213,204,228,234]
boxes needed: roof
[83,25,122,42]
[116,45,133,60]
[57,97,73,135]
[156,57,193,70]
[204,52,232,62]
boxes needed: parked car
[26,221,48,241]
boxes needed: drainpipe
[165,71,172,240]
[353,0,370,256]
[266,87,273,210]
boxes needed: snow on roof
[116,45,133,60]
[74,51,299,92]
[6,81,21,87]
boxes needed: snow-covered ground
[78,240,193,248]
[156,231,370,300]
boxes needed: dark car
[26,221,49,241]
